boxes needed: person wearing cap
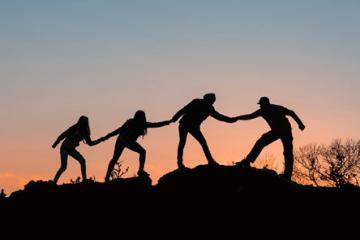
[235,97,305,180]
[171,93,238,169]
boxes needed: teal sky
[0,0,360,193]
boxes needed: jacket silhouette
[236,97,305,180]
[52,116,102,183]
[100,110,171,182]
[172,93,237,169]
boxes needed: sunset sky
[1,0,359,194]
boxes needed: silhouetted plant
[70,177,81,184]
[110,161,129,180]
[294,139,360,187]
[233,154,280,172]
[254,154,280,171]
[70,176,96,184]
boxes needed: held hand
[231,117,239,123]
[91,137,107,146]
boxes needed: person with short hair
[172,93,238,169]
[236,97,305,180]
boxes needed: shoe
[82,179,93,184]
[235,160,251,167]
[279,173,292,181]
[177,162,187,170]
[208,160,220,167]
[137,170,150,177]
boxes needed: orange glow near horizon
[1,102,358,194]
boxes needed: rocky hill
[1,165,360,217]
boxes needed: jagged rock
[155,164,296,197]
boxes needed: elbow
[289,110,295,115]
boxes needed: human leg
[68,149,87,182]
[105,139,126,182]
[125,141,148,176]
[237,131,279,167]
[280,134,294,180]
[189,127,218,165]
[177,125,189,169]
[53,149,69,184]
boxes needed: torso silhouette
[179,99,215,128]
[117,119,145,141]
[255,104,292,133]
[61,125,85,150]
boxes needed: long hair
[77,116,91,138]
[134,110,147,136]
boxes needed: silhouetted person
[236,97,305,180]
[100,110,171,182]
[172,93,237,169]
[52,116,102,184]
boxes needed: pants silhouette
[245,131,294,178]
[54,149,87,183]
[177,125,215,165]
[105,137,146,181]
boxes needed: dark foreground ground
[2,165,359,207]
[1,164,359,233]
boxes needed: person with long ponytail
[52,116,102,184]
[99,111,171,182]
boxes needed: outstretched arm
[286,109,305,130]
[236,110,261,121]
[211,110,237,123]
[83,135,103,146]
[146,120,171,128]
[100,127,122,142]
[171,108,186,123]
[52,126,74,148]
[171,100,194,122]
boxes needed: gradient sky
[1,0,359,194]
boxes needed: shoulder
[67,124,78,133]
[123,119,134,127]
[184,99,201,109]
[190,99,202,105]
[253,108,262,115]
[272,104,290,112]
[269,104,285,110]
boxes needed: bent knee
[79,159,86,165]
